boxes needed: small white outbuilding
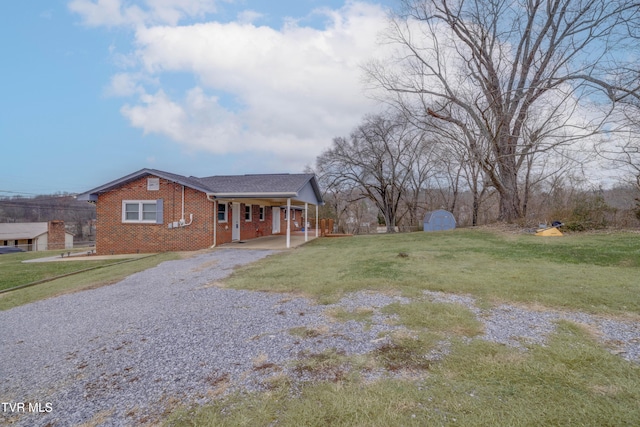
[0,221,74,251]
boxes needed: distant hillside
[0,194,96,243]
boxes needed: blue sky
[1,0,393,196]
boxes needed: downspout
[178,185,193,227]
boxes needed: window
[122,200,161,223]
[259,206,265,221]
[218,202,228,222]
[245,204,252,221]
[284,209,296,221]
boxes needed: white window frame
[218,202,228,223]
[244,204,252,222]
[259,206,265,221]
[122,200,157,223]
[284,208,296,221]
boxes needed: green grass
[326,307,375,328]
[0,252,180,310]
[166,322,640,426]
[225,229,640,315]
[0,250,130,291]
[164,229,640,426]
[382,300,483,337]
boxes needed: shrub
[563,193,615,231]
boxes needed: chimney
[48,220,66,250]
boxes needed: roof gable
[76,169,211,201]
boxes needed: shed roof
[0,222,49,240]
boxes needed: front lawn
[0,250,123,291]
[225,229,640,315]
[0,251,180,310]
[167,229,640,426]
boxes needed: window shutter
[156,199,164,224]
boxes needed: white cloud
[121,88,244,152]
[105,72,144,97]
[68,0,219,27]
[73,1,389,170]
[236,9,263,25]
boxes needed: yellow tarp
[535,227,563,237]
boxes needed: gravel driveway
[2,249,639,426]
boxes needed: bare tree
[366,0,640,222]
[598,104,640,218]
[399,130,440,229]
[317,114,428,233]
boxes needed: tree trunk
[384,205,396,233]
[497,176,522,222]
[472,191,479,226]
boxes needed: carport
[204,174,324,249]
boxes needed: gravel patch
[423,290,640,361]
[0,250,406,426]
[1,251,638,426]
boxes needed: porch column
[286,198,291,248]
[304,202,308,242]
[213,200,217,247]
[315,204,319,237]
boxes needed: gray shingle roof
[78,169,323,205]
[196,174,315,194]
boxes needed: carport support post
[315,204,318,237]
[286,198,291,248]
[304,203,308,242]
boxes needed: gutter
[207,192,298,199]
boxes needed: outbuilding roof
[0,222,50,240]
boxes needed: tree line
[314,0,640,233]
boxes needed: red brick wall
[218,203,274,241]
[279,207,303,232]
[239,204,273,238]
[94,174,309,254]
[96,176,216,254]
[47,220,66,250]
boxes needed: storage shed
[423,210,456,232]
[0,220,74,251]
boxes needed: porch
[218,233,317,250]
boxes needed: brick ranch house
[77,169,324,254]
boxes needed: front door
[232,202,241,240]
[272,207,280,234]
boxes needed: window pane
[142,203,157,221]
[125,203,139,220]
[218,204,226,221]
